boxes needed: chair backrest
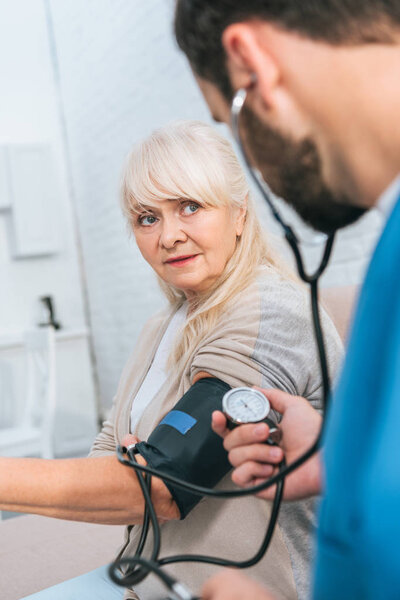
[23,327,56,436]
[320,285,359,343]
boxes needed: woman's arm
[0,454,180,525]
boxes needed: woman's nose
[159,217,187,248]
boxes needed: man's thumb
[256,387,297,415]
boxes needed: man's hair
[175,0,400,99]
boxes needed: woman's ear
[235,197,248,237]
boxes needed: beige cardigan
[90,270,343,600]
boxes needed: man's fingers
[255,480,278,500]
[202,570,240,600]
[202,569,276,600]
[211,410,229,438]
[228,443,283,467]
[222,422,270,452]
[232,461,274,487]
[212,413,272,451]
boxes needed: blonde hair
[121,120,296,371]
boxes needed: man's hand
[212,388,323,501]
[202,570,276,600]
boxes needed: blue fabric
[314,195,400,599]
[159,409,197,434]
[21,565,124,600]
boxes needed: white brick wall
[0,0,98,447]
[0,0,87,334]
[48,0,385,412]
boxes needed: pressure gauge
[222,387,281,444]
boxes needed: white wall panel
[7,145,58,257]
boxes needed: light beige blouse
[90,269,343,600]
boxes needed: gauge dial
[222,387,270,425]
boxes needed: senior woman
[3,121,342,600]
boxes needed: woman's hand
[212,388,323,501]
[202,570,276,600]
[121,434,140,451]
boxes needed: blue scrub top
[313,195,400,599]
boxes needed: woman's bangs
[123,154,174,217]
[147,139,230,209]
[130,148,228,213]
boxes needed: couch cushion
[0,515,124,599]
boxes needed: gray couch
[0,514,124,599]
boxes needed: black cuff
[136,377,231,519]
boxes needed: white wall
[0,0,97,451]
[0,0,86,333]
[48,0,385,412]
[48,0,216,411]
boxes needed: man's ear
[222,22,280,111]
[235,196,248,237]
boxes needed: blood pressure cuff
[135,377,232,519]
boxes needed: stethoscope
[108,86,336,600]
[231,87,335,407]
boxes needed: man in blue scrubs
[174,2,400,598]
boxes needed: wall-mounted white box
[6,144,59,258]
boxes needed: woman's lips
[165,254,199,267]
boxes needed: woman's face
[132,197,246,299]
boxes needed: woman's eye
[182,203,200,215]
[138,214,157,226]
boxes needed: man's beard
[241,106,367,234]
